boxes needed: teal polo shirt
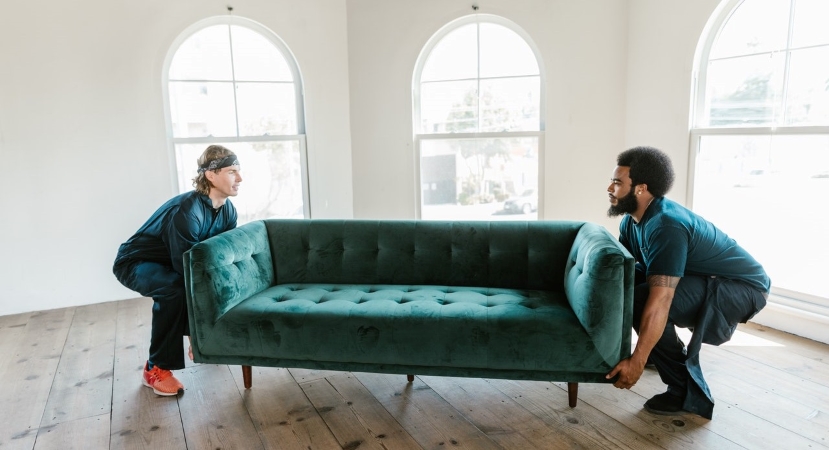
[619,197,770,293]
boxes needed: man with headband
[113,145,242,396]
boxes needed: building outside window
[164,17,309,224]
[413,15,544,220]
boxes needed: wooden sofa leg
[242,365,252,389]
[407,374,414,382]
[567,382,578,407]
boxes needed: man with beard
[604,146,769,419]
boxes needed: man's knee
[130,262,184,300]
[152,283,186,304]
[716,279,767,324]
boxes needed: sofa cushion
[203,283,609,373]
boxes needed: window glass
[169,26,233,80]
[167,19,307,223]
[420,80,478,133]
[421,24,478,82]
[709,0,789,59]
[479,23,539,78]
[168,81,237,137]
[693,135,829,298]
[479,76,540,132]
[235,83,297,135]
[785,46,829,125]
[230,25,294,82]
[420,137,539,220]
[791,0,829,48]
[418,20,540,134]
[704,53,784,127]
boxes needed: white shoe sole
[142,377,184,396]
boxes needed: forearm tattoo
[647,275,680,288]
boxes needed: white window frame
[412,14,546,219]
[689,0,829,341]
[161,16,311,218]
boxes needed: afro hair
[616,146,675,198]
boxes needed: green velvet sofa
[184,219,634,407]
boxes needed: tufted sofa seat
[184,219,633,407]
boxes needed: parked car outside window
[502,189,538,214]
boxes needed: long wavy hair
[192,145,236,195]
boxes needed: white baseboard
[750,294,829,345]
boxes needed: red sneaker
[142,362,184,396]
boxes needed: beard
[607,189,638,217]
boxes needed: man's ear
[636,183,648,196]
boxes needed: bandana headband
[198,155,239,174]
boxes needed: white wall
[625,0,722,204]
[347,0,630,230]
[0,0,353,315]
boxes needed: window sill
[751,293,829,345]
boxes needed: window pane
[785,46,829,125]
[230,25,294,82]
[170,25,233,81]
[169,81,237,137]
[693,134,829,298]
[705,53,784,126]
[791,0,829,48]
[175,140,305,223]
[420,137,538,220]
[421,24,478,82]
[709,0,790,59]
[479,23,539,78]
[236,83,298,135]
[479,76,540,132]
[420,80,478,133]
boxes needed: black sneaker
[644,391,685,415]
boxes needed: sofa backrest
[264,219,583,291]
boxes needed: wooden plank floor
[0,297,827,450]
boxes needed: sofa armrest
[184,220,274,346]
[564,223,634,366]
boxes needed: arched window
[163,17,308,223]
[413,15,544,220]
[691,0,829,303]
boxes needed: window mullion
[778,0,798,126]
[227,24,240,138]
[172,135,305,145]
[476,19,481,133]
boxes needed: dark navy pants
[633,274,767,419]
[114,261,189,371]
